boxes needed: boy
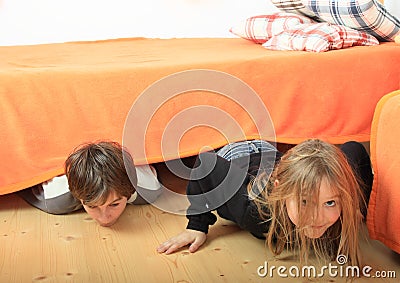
[19,141,162,227]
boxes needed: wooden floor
[0,162,399,283]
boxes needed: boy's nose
[96,210,112,225]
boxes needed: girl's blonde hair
[252,139,363,266]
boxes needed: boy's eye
[301,199,307,206]
[325,200,336,207]
[86,205,97,209]
[109,203,121,207]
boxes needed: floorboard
[0,162,399,283]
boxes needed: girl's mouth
[311,225,325,229]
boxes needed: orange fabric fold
[367,90,400,254]
[0,38,399,194]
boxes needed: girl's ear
[274,179,279,187]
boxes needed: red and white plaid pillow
[270,0,400,42]
[230,12,315,44]
[263,22,379,52]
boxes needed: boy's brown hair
[65,141,137,206]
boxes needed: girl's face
[81,190,128,227]
[285,178,341,238]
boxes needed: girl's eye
[86,205,97,209]
[109,203,120,207]
[325,200,336,207]
[301,199,307,206]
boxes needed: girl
[157,139,373,266]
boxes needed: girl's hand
[157,229,207,255]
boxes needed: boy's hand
[157,229,207,255]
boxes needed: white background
[0,0,398,46]
[0,0,278,46]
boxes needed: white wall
[385,0,400,19]
[0,0,278,46]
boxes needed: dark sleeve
[186,152,281,237]
[186,213,217,234]
[185,152,248,233]
[185,150,281,235]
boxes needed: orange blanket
[0,38,399,194]
[367,90,400,254]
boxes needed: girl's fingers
[157,241,173,253]
[157,230,206,254]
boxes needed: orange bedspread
[1,38,399,194]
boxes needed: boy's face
[81,190,128,227]
[285,178,341,238]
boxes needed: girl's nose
[312,208,324,224]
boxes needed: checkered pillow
[271,0,400,41]
[229,12,315,44]
[270,0,320,21]
[263,22,379,52]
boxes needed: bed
[1,37,399,195]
